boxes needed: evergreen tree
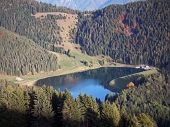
[62,89,81,127]
[100,100,120,127]
[77,94,101,127]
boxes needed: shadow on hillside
[1,92,170,127]
[0,103,29,127]
[0,100,101,127]
[60,107,101,127]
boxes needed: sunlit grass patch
[109,69,159,90]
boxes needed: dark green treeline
[1,0,170,75]
[0,0,79,53]
[74,0,170,71]
[0,27,58,76]
[1,72,170,127]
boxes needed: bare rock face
[36,0,135,11]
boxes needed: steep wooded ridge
[75,0,170,71]
[0,27,58,75]
[0,0,79,54]
[0,0,170,74]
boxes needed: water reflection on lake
[54,79,112,100]
[35,67,144,100]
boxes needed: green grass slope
[0,27,58,76]
[109,69,158,90]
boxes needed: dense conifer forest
[0,0,170,126]
[0,0,170,74]
[74,0,170,71]
[0,72,169,127]
[0,27,58,75]
[0,0,79,54]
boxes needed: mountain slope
[0,0,78,54]
[37,0,134,11]
[74,0,170,71]
[115,73,170,127]
[0,27,58,76]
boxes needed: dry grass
[56,13,80,51]
[33,12,80,51]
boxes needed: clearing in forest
[33,12,80,51]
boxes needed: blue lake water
[54,79,113,100]
[35,67,144,100]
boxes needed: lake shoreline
[35,67,145,98]
[0,63,136,86]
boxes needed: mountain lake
[35,67,144,100]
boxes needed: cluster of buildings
[135,65,155,70]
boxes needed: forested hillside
[115,73,170,127]
[1,0,169,72]
[75,0,170,71]
[0,79,162,127]
[0,0,79,53]
[0,27,58,75]
[0,0,170,126]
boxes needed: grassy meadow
[109,69,159,90]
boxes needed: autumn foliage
[0,31,4,36]
[126,82,134,88]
